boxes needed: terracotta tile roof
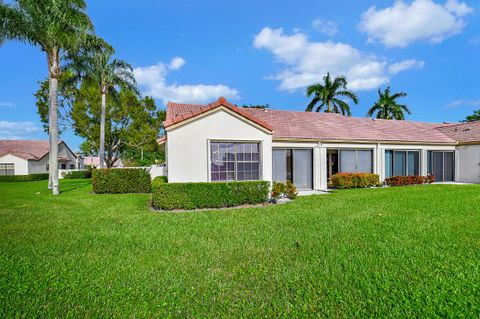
[165,98,462,144]
[157,136,167,144]
[436,121,480,144]
[0,140,51,160]
[164,97,273,131]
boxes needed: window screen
[210,142,260,182]
[339,150,373,173]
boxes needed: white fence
[58,169,89,179]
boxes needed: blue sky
[1,0,479,150]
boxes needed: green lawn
[1,180,479,318]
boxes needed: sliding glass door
[385,150,420,178]
[428,151,454,182]
[339,150,373,173]
[272,148,313,190]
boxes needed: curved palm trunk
[326,100,331,113]
[99,90,107,169]
[48,70,60,195]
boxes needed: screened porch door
[430,151,455,182]
[272,149,313,190]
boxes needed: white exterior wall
[0,154,29,175]
[166,109,272,183]
[457,145,480,183]
[272,141,458,190]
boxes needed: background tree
[70,81,163,167]
[305,72,358,116]
[72,48,137,168]
[367,87,410,120]
[462,109,480,122]
[0,0,97,195]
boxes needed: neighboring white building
[0,140,82,176]
[83,156,124,168]
[161,97,480,190]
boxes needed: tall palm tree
[305,72,359,116]
[73,48,137,168]
[367,87,410,120]
[0,0,95,195]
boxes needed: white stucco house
[159,97,480,190]
[0,140,82,175]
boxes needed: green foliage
[271,182,286,199]
[463,109,480,122]
[367,87,410,120]
[271,181,298,200]
[69,81,164,167]
[0,173,49,183]
[285,180,298,199]
[152,181,270,210]
[385,175,435,186]
[122,142,166,166]
[92,168,151,193]
[152,176,168,184]
[305,72,358,115]
[331,173,380,189]
[63,170,91,179]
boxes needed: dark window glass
[210,142,260,182]
[0,163,14,175]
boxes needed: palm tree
[0,0,95,195]
[367,87,410,120]
[73,48,137,168]
[305,72,359,116]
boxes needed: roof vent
[464,127,472,131]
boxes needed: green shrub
[285,180,298,199]
[152,176,168,184]
[331,173,380,189]
[92,168,151,194]
[63,170,91,179]
[385,175,435,186]
[0,173,49,183]
[271,182,286,200]
[151,180,270,210]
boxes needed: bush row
[331,173,380,189]
[151,180,270,210]
[92,168,151,194]
[63,170,92,179]
[0,173,49,183]
[385,175,435,186]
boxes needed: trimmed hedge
[0,173,49,183]
[152,176,168,184]
[92,168,151,194]
[151,180,270,210]
[385,175,435,186]
[331,173,380,189]
[63,170,92,179]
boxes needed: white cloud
[446,99,480,108]
[253,27,422,91]
[359,0,473,47]
[0,102,15,108]
[0,121,39,139]
[312,19,338,36]
[388,59,425,74]
[133,57,239,104]
[168,56,186,70]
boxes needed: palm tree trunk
[48,68,60,195]
[99,90,106,169]
[327,100,331,113]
